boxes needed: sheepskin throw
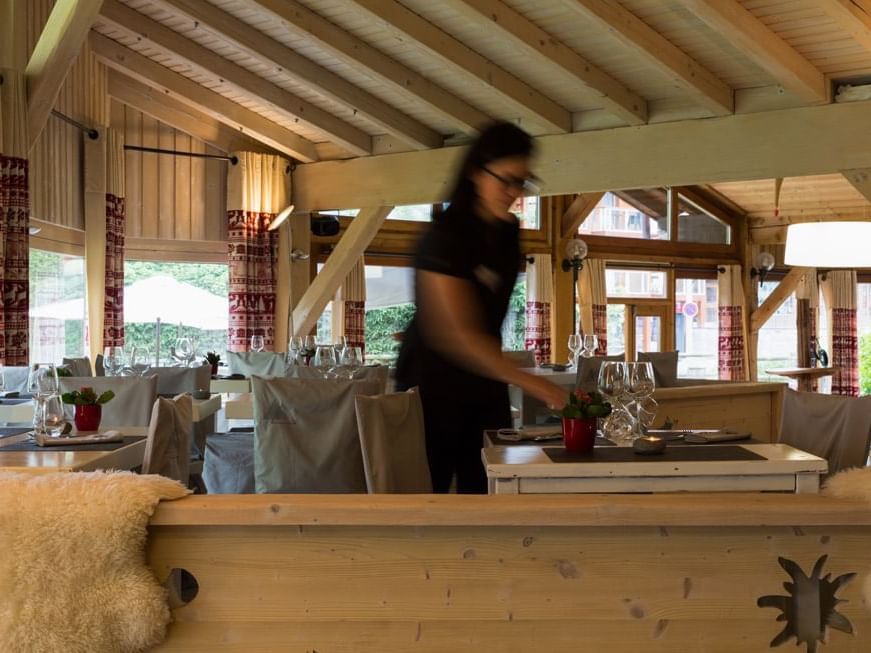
[0,471,189,652]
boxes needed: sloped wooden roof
[88,0,871,236]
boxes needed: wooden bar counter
[148,493,871,651]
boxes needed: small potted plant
[560,389,611,453]
[61,386,115,432]
[204,351,221,375]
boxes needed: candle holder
[632,435,666,455]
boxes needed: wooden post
[84,127,107,362]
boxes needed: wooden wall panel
[111,101,227,243]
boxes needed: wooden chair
[779,388,871,475]
[355,387,432,493]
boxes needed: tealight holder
[632,435,666,455]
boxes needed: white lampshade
[267,204,295,231]
[784,221,871,267]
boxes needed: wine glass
[582,334,599,358]
[0,365,6,395]
[42,394,67,438]
[175,337,193,367]
[597,361,631,442]
[287,336,303,365]
[313,345,337,378]
[340,346,364,379]
[636,397,659,436]
[567,333,582,367]
[103,346,125,376]
[303,335,317,366]
[129,346,152,376]
[250,334,265,353]
[626,362,655,439]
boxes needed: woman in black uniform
[396,122,565,494]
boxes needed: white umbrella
[364,265,414,310]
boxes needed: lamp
[750,251,775,284]
[785,221,871,267]
[267,204,295,231]
[290,248,309,262]
[561,238,588,335]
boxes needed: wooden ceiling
[87,0,871,238]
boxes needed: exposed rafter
[98,0,371,155]
[679,0,828,105]
[247,0,490,136]
[448,0,646,125]
[90,32,319,162]
[559,0,733,116]
[107,70,270,155]
[347,0,572,133]
[561,193,605,238]
[25,0,104,149]
[148,0,442,150]
[840,168,871,203]
[817,0,871,56]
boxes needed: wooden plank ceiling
[90,0,871,238]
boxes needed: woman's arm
[416,270,566,409]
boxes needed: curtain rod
[123,144,238,164]
[51,110,98,140]
[606,261,726,274]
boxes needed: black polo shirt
[396,207,521,397]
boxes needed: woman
[396,122,565,494]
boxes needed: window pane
[606,268,667,299]
[635,315,661,354]
[501,273,526,351]
[387,204,432,222]
[756,281,798,382]
[675,278,719,379]
[606,304,626,356]
[676,194,731,244]
[29,249,86,363]
[511,196,540,230]
[858,283,871,395]
[123,261,229,363]
[364,265,415,365]
[580,191,668,240]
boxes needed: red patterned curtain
[717,265,747,381]
[524,253,552,365]
[226,153,290,352]
[821,270,858,396]
[579,258,607,355]
[103,129,125,346]
[0,70,29,365]
[332,257,366,358]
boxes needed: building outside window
[674,276,719,379]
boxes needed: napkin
[496,426,563,442]
[683,430,751,444]
[35,430,124,446]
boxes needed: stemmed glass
[339,346,364,379]
[287,336,303,365]
[129,346,152,377]
[174,336,193,367]
[597,361,632,442]
[250,334,265,353]
[567,333,582,367]
[103,346,125,376]
[625,361,655,439]
[302,335,317,366]
[313,345,337,378]
[582,334,599,358]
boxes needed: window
[756,281,798,382]
[29,250,86,363]
[363,265,415,364]
[123,261,229,363]
[676,194,731,245]
[512,196,540,230]
[387,205,432,222]
[675,276,719,379]
[580,191,668,240]
[501,273,527,351]
[606,305,626,356]
[605,268,667,299]
[858,283,871,395]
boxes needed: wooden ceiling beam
[149,0,441,150]
[679,0,828,105]
[448,0,646,125]
[750,267,810,334]
[107,70,270,154]
[841,168,871,203]
[90,32,319,162]
[561,0,733,116]
[347,0,572,133]
[98,0,371,156]
[292,99,871,211]
[25,0,104,150]
[817,0,871,56]
[247,0,489,136]
[561,193,605,238]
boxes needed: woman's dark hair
[442,121,535,218]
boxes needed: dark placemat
[0,427,32,439]
[489,433,616,447]
[0,398,31,405]
[545,444,766,464]
[1,435,144,452]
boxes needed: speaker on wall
[311,214,340,237]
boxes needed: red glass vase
[74,404,102,432]
[561,417,596,454]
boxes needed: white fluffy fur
[822,467,871,615]
[0,471,189,652]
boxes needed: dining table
[0,426,148,474]
[481,440,827,495]
[0,393,222,424]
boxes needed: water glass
[250,334,265,352]
[103,346,125,376]
[582,334,598,358]
[29,363,59,398]
[567,333,582,367]
[313,345,337,378]
[340,346,364,379]
[42,394,67,438]
[129,346,152,376]
[0,365,6,394]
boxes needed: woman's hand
[522,375,567,410]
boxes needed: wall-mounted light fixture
[750,251,775,284]
[290,249,309,262]
[561,238,588,335]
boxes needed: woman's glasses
[481,167,540,194]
